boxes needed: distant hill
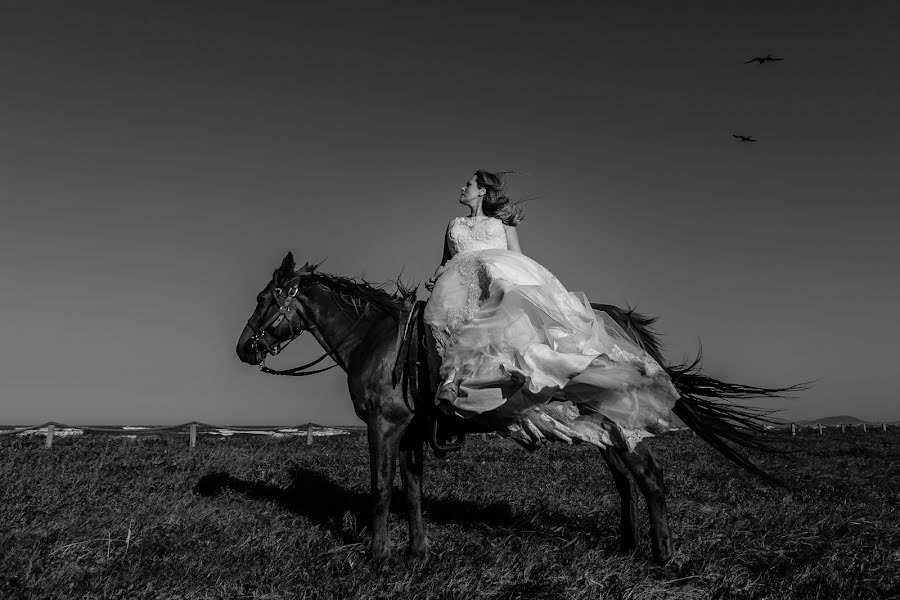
[798,415,862,426]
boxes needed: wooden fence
[673,422,896,438]
[1,421,894,449]
[0,422,366,449]
[787,422,893,436]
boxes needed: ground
[1,429,898,599]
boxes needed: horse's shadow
[194,467,609,546]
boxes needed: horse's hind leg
[399,425,426,558]
[367,415,405,561]
[615,443,673,563]
[602,447,639,554]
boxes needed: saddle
[392,299,469,456]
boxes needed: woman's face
[459,175,483,206]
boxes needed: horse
[235,252,800,563]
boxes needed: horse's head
[236,251,319,366]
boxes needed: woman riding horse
[423,170,679,451]
[235,171,800,562]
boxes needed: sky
[1,1,898,426]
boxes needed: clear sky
[2,1,898,425]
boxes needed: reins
[259,350,337,377]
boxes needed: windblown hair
[475,170,525,226]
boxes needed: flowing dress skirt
[424,248,679,449]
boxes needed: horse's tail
[590,303,808,483]
[591,303,666,366]
[666,351,809,483]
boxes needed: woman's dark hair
[475,169,525,226]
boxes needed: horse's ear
[281,252,295,273]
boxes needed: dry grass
[1,429,899,599]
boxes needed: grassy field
[2,429,899,599]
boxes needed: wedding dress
[424,215,679,450]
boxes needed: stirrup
[429,416,465,457]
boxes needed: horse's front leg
[367,414,405,561]
[602,446,639,554]
[399,423,426,558]
[615,443,673,563]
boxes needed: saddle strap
[391,301,420,388]
[389,300,465,454]
[392,300,428,410]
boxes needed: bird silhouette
[744,54,784,64]
[733,134,757,142]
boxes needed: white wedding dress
[424,215,679,450]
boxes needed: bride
[423,170,679,450]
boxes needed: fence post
[883,422,888,432]
[45,424,54,449]
[307,423,314,446]
[818,424,823,435]
[791,423,796,437]
[189,423,197,449]
[481,433,487,441]
[840,424,846,434]
[862,423,867,433]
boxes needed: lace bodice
[447,216,507,256]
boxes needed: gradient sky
[2,1,898,426]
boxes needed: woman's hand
[425,265,446,293]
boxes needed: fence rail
[1,421,895,449]
[676,422,896,438]
[785,422,895,436]
[0,421,367,449]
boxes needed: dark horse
[236,252,800,562]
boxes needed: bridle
[246,275,366,377]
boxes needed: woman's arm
[439,221,452,266]
[426,222,453,291]
[505,224,522,253]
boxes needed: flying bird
[733,134,757,142]
[744,54,784,64]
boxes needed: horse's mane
[309,271,416,321]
